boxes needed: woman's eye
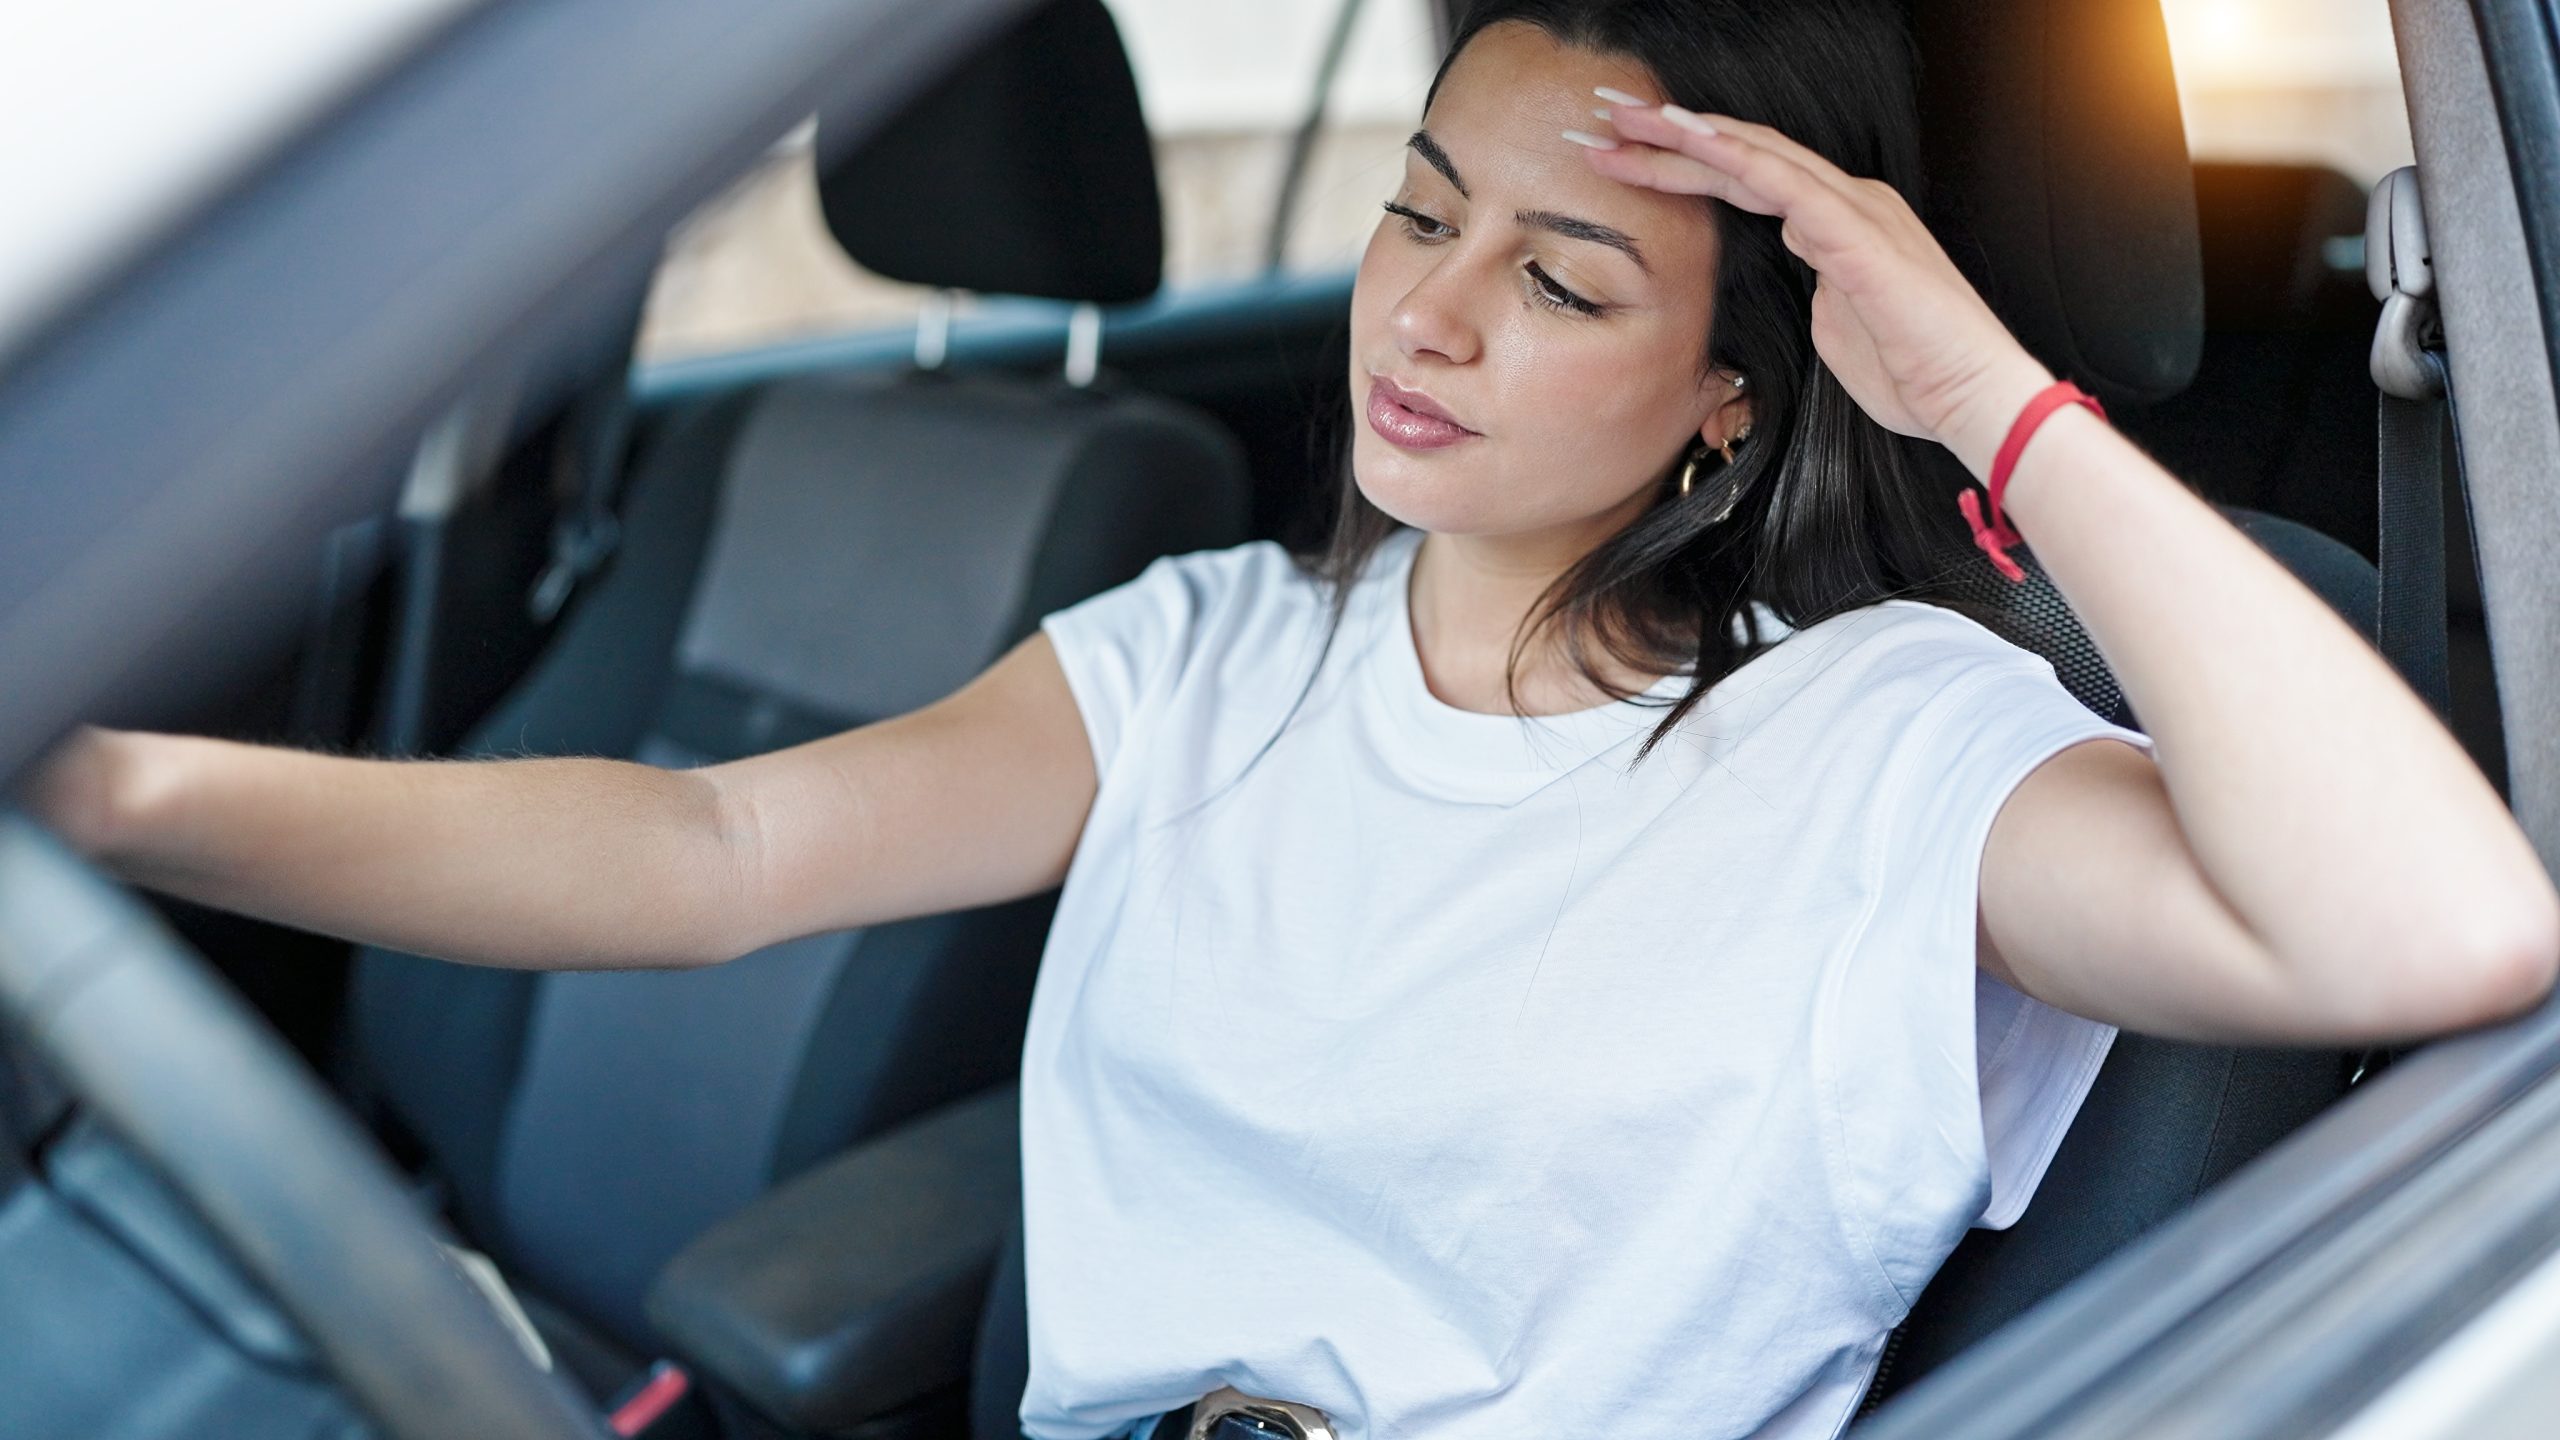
[1383,201,1452,242]
[1378,202,1604,318]
[1526,261,1604,317]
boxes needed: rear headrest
[1908,0,2203,406]
[817,0,1163,305]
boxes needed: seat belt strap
[527,353,640,625]
[2376,354,2454,719]
[2367,165,2456,721]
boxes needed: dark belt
[1146,1385,1336,1439]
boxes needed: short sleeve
[1832,618,2153,1301]
[1037,544,1264,787]
[1903,663,2150,1230]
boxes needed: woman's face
[1349,22,1744,540]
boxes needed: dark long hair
[1296,0,1976,764]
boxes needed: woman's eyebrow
[1404,131,1646,271]
[1517,210,1649,272]
[1407,130,1469,198]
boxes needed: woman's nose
[1389,261,1481,366]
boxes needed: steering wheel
[0,816,608,1440]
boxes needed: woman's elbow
[2392,883,2560,1035]
[2457,892,2560,1025]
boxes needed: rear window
[634,0,2414,367]
[2164,0,2412,183]
[634,0,1438,366]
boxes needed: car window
[632,0,2414,367]
[2163,0,2412,184]
[1109,0,1440,278]
[633,0,1439,366]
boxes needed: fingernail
[1593,86,1650,107]
[1660,104,1719,136]
[1559,129,1619,151]
[1592,106,1613,122]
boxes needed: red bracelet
[1957,378,2108,582]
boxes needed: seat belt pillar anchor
[2368,166,2445,400]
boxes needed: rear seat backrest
[2130,162,2382,559]
[347,0,1250,1357]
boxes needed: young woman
[30,2,2559,1436]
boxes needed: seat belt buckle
[607,1359,695,1437]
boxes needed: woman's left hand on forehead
[1579,98,2051,458]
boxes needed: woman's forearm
[1947,362,2560,1002]
[31,729,752,971]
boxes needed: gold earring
[1677,450,1701,497]
[1718,423,1754,465]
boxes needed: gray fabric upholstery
[645,1086,1022,1432]
[493,737,876,1336]
[348,395,756,1250]
[681,376,1245,724]
[351,373,1250,1352]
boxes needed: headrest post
[1064,302,1103,388]
[2367,166,2445,401]
[914,290,955,371]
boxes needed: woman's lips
[1365,377,1480,451]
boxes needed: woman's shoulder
[1092,537,1330,639]
[1140,535,1309,596]
[1769,596,2060,680]
[1099,535,1297,594]
[1040,538,1328,687]
[1719,597,2079,742]
[1038,539,1332,782]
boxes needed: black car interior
[0,0,2489,1436]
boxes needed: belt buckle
[1187,1384,1337,1440]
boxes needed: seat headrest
[817,0,1163,305]
[1907,0,2203,406]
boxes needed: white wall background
[1107,0,1438,132]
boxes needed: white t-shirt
[1019,525,2146,1440]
